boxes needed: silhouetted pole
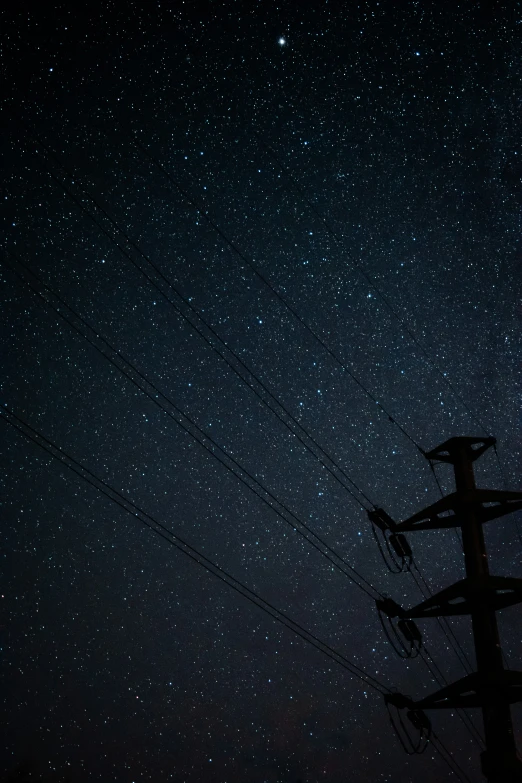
[451,438,518,780]
[372,437,522,782]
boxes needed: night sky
[1,2,521,781]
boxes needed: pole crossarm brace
[398,575,522,617]
[388,670,522,711]
[393,489,522,532]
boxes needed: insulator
[368,507,396,532]
[407,709,431,734]
[384,692,412,709]
[376,597,403,618]
[398,618,422,645]
[389,533,412,559]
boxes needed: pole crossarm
[398,575,522,617]
[425,436,497,464]
[384,436,522,781]
[388,670,522,711]
[393,489,522,532]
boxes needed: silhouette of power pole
[371,437,522,782]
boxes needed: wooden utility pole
[373,437,522,781]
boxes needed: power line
[419,646,484,751]
[3,250,381,602]
[7,251,485,758]
[23,134,480,718]
[30,134,373,512]
[2,405,478,780]
[13,119,487,753]
[431,731,475,783]
[32,132,478,656]
[76,123,427,459]
[0,405,390,697]
[57,115,482,684]
[6,131,479,783]
[8,134,470,679]
[31,127,477,623]
[256,135,519,590]
[25,129,483,734]
[3,256,481,780]
[410,562,473,675]
[33,132,469,654]
[8,247,483,748]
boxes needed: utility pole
[371,437,522,781]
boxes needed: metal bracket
[407,670,522,710]
[403,575,522,617]
[393,488,522,532]
[368,507,397,532]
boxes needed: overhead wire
[21,127,475,687]
[80,74,510,598]
[410,562,473,676]
[52,71,519,511]
[2,249,381,602]
[10,119,486,763]
[6,110,490,783]
[0,405,390,697]
[19,127,375,513]
[2,402,480,776]
[257,133,520,583]
[6,241,484,748]
[30,120,478,605]
[430,731,475,783]
[19,129,480,736]
[5,248,485,750]
[3,60,507,783]
[107,122,486,693]
[31,130,478,680]
[118,128,428,459]
[3,240,476,692]
[103,123,502,689]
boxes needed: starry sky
[1,2,521,781]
